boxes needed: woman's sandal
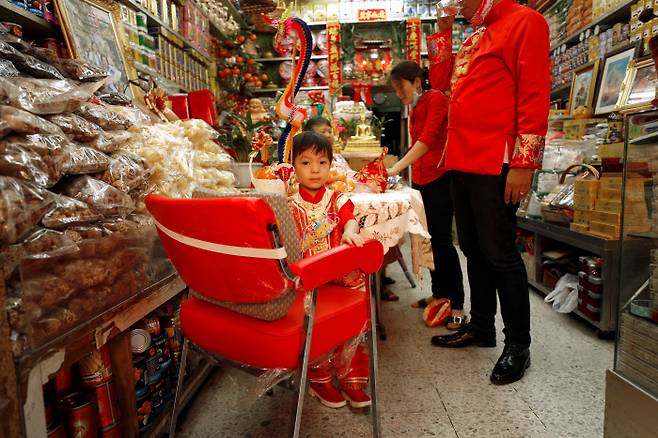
[411,297,434,309]
[446,315,468,331]
[380,289,400,301]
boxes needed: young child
[304,117,334,145]
[288,131,371,409]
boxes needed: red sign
[406,17,422,65]
[327,21,342,94]
[357,9,387,22]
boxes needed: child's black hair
[390,60,432,92]
[304,116,332,132]
[292,131,333,163]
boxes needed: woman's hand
[342,231,364,247]
[505,168,533,205]
[387,166,400,176]
[437,15,455,31]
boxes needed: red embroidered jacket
[426,0,550,174]
[410,89,449,185]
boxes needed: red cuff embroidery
[426,31,452,65]
[511,134,545,168]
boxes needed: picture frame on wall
[594,44,640,115]
[55,0,136,98]
[568,60,599,115]
[618,58,658,113]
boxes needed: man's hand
[342,231,364,247]
[437,15,455,31]
[505,168,533,205]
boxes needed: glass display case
[604,109,658,437]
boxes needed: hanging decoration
[327,21,342,94]
[273,17,313,164]
[406,17,422,66]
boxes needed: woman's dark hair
[292,131,333,163]
[304,116,332,131]
[390,61,432,91]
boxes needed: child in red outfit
[288,131,371,409]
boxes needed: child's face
[293,148,331,193]
[312,124,334,143]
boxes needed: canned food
[79,346,113,387]
[58,392,98,438]
[53,367,73,396]
[100,421,122,438]
[145,346,160,378]
[131,329,152,354]
[136,389,153,428]
[47,420,66,438]
[153,334,170,364]
[92,380,121,428]
[149,373,166,410]
[133,352,148,391]
[1,22,23,38]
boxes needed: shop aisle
[176,248,613,438]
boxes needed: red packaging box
[168,94,190,120]
[187,89,217,126]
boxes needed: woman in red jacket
[387,61,465,330]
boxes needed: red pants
[308,344,369,390]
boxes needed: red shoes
[341,388,372,408]
[309,382,346,409]
[308,382,372,409]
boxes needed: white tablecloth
[347,187,434,278]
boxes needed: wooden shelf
[119,0,215,64]
[0,0,60,37]
[549,0,634,52]
[134,62,189,93]
[551,84,571,98]
[528,279,605,330]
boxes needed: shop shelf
[119,0,215,65]
[0,0,60,37]
[251,85,329,93]
[549,0,635,52]
[517,216,617,255]
[550,84,571,98]
[630,130,658,145]
[134,62,189,93]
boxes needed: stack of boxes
[566,0,593,35]
[577,256,604,321]
[571,179,599,233]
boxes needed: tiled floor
[176,250,614,438]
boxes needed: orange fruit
[247,58,255,65]
[236,56,244,64]
[236,35,246,43]
[244,73,252,81]
[261,74,268,81]
[232,67,240,75]
[249,34,257,41]
[255,80,262,88]
[221,67,231,76]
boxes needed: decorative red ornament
[355,147,389,193]
[422,298,452,327]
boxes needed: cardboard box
[591,210,621,225]
[570,223,590,233]
[573,209,593,225]
[574,179,600,195]
[589,220,620,239]
[599,142,624,158]
[574,193,597,210]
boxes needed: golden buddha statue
[344,114,382,153]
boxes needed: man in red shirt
[427,0,550,385]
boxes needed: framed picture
[618,58,658,113]
[568,61,599,115]
[594,44,639,115]
[56,0,136,98]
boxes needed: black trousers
[451,166,531,347]
[414,174,465,309]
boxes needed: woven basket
[541,163,600,225]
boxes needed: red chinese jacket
[410,89,449,185]
[426,0,550,174]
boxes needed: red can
[53,367,73,396]
[92,380,121,428]
[46,421,66,438]
[79,345,113,387]
[100,421,122,438]
[143,316,161,336]
[58,392,98,438]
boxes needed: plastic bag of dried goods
[46,113,102,142]
[61,176,135,218]
[0,176,56,244]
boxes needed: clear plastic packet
[95,92,131,106]
[61,175,135,218]
[0,40,25,64]
[75,103,132,130]
[0,140,65,187]
[85,130,132,153]
[1,134,70,186]
[0,77,105,115]
[41,195,103,229]
[53,58,108,82]
[63,144,110,174]
[63,225,105,242]
[0,176,56,244]
[98,152,150,193]
[46,113,102,142]
[0,105,63,138]
[104,104,150,127]
[12,53,65,79]
[0,59,19,77]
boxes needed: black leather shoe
[431,324,496,348]
[490,344,531,385]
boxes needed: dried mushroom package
[0,176,56,245]
[75,103,132,130]
[12,53,64,79]
[0,106,64,139]
[41,195,103,229]
[61,175,135,218]
[0,77,105,115]
[63,144,110,175]
[0,134,70,187]
[85,130,132,153]
[46,113,102,142]
[0,59,19,77]
[53,59,108,82]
